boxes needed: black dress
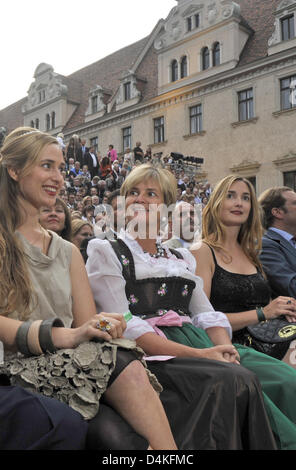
[108,239,277,450]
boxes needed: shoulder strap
[204,242,218,266]
[109,238,136,280]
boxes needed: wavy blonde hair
[0,127,59,319]
[202,175,263,271]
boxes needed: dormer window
[124,82,131,101]
[187,17,192,32]
[186,13,200,32]
[180,56,188,79]
[281,15,295,41]
[39,89,46,103]
[91,95,98,113]
[46,113,50,131]
[213,42,221,66]
[51,111,55,129]
[202,47,210,70]
[171,59,178,82]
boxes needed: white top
[86,230,232,340]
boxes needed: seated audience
[258,187,296,298]
[72,219,94,249]
[191,174,296,449]
[39,197,72,241]
[0,127,177,451]
[86,164,277,450]
[164,202,200,249]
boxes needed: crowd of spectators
[52,134,212,245]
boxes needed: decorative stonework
[23,63,68,113]
[85,85,109,118]
[154,0,243,51]
[273,151,296,168]
[115,71,142,111]
[230,159,261,175]
[268,0,296,53]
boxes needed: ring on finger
[287,299,292,305]
[96,318,112,332]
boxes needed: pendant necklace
[146,240,166,258]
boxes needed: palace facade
[1,0,296,193]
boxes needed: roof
[0,1,284,133]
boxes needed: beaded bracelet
[256,306,266,322]
[38,318,64,354]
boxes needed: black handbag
[236,317,296,360]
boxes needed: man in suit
[258,186,296,298]
[164,201,201,249]
[82,145,98,178]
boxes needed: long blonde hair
[0,127,59,319]
[202,175,263,271]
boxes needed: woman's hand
[52,313,127,350]
[263,296,296,321]
[195,344,240,364]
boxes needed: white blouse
[86,231,232,340]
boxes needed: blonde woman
[0,127,177,451]
[86,163,277,450]
[191,174,296,450]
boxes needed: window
[124,82,131,101]
[213,42,220,66]
[180,56,188,79]
[51,111,55,129]
[195,14,200,28]
[90,136,98,152]
[280,75,296,110]
[154,117,165,144]
[202,47,210,70]
[187,14,200,31]
[284,171,296,191]
[190,105,202,134]
[91,95,98,114]
[171,60,178,82]
[39,89,46,103]
[281,15,295,41]
[35,118,39,129]
[123,126,132,151]
[238,88,254,121]
[187,17,192,32]
[46,114,50,131]
[30,120,34,128]
[247,176,256,192]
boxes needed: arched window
[180,56,188,79]
[30,120,34,128]
[46,114,50,131]
[51,111,56,129]
[202,47,210,70]
[213,42,220,66]
[35,118,39,129]
[171,59,178,82]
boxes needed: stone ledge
[231,117,259,128]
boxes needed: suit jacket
[260,228,296,298]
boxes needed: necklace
[146,240,166,258]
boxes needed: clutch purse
[235,317,296,360]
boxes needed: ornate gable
[268,0,296,55]
[23,63,68,112]
[154,0,252,93]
